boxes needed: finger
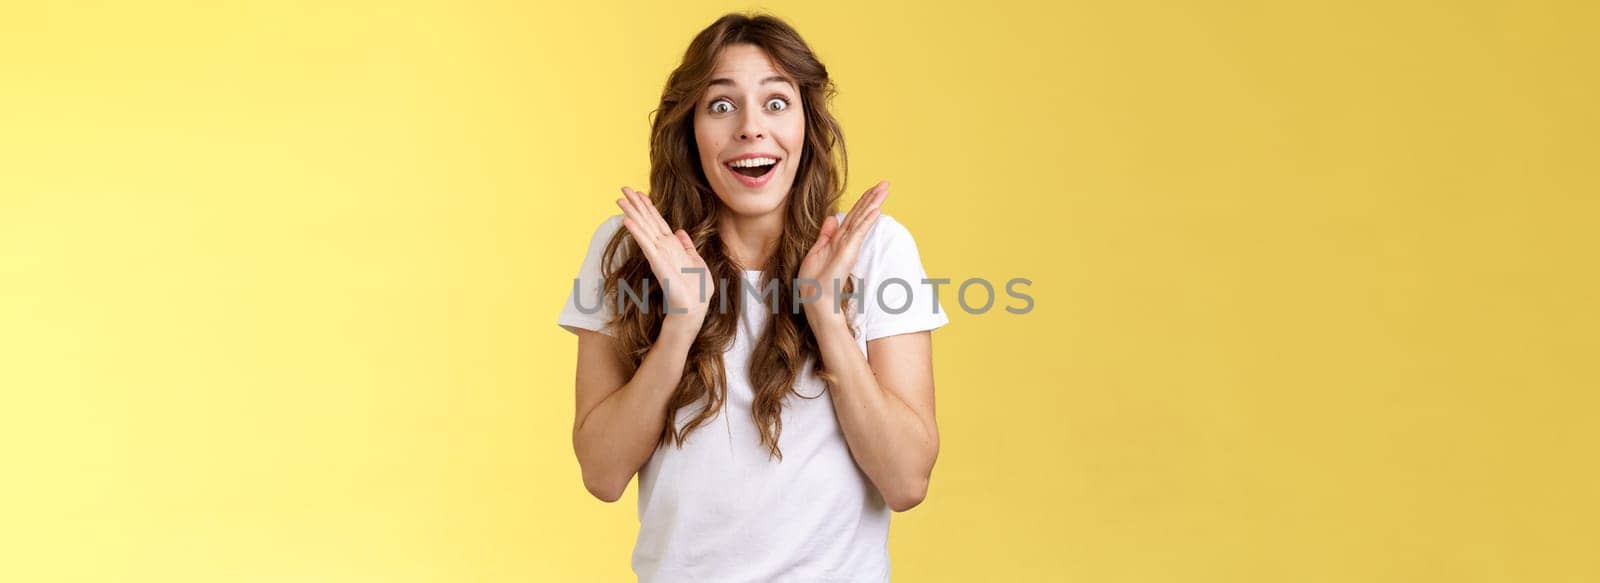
[844,193,883,243]
[622,187,666,239]
[641,190,674,236]
[846,180,885,218]
[674,229,696,252]
[848,182,889,236]
[838,183,872,235]
[860,181,889,220]
[620,195,667,257]
[620,217,658,258]
[843,206,882,252]
[625,187,668,237]
[810,215,839,253]
[834,184,870,238]
[616,195,650,243]
[843,181,888,236]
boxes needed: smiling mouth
[726,157,779,179]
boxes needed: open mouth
[726,156,779,181]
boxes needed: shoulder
[590,214,625,239]
[842,212,929,278]
[581,214,626,253]
[834,212,918,254]
[861,213,921,257]
[573,214,628,272]
[845,212,949,337]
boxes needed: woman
[558,13,948,582]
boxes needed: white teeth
[729,157,777,168]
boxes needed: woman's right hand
[616,187,711,322]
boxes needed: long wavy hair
[599,13,852,461]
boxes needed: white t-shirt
[558,212,949,582]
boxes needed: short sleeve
[851,214,950,341]
[558,215,625,336]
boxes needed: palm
[799,181,889,314]
[616,187,711,317]
[646,231,708,308]
[797,224,850,284]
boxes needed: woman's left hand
[798,180,888,325]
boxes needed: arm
[808,315,940,512]
[797,181,940,512]
[571,315,701,502]
[571,186,711,502]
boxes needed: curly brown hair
[599,13,854,461]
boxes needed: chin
[717,191,789,217]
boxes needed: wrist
[661,312,706,340]
[803,303,851,331]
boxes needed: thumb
[674,229,696,251]
[815,216,839,246]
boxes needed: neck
[717,205,784,271]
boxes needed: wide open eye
[709,99,734,114]
[765,97,789,112]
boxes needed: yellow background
[2,1,1595,581]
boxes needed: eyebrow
[708,75,793,88]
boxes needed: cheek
[779,116,806,161]
[700,135,726,172]
[693,122,722,168]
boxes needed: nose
[736,111,765,141]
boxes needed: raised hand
[798,180,888,323]
[616,187,711,320]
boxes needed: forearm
[573,314,700,499]
[808,311,938,511]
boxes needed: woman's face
[694,44,805,218]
